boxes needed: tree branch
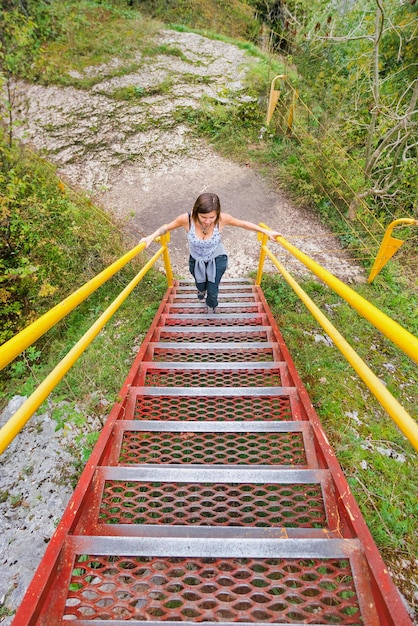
[365,80,418,174]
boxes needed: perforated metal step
[52,537,381,624]
[132,362,291,387]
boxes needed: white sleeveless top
[187,219,227,282]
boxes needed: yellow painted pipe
[256,231,269,285]
[0,249,163,456]
[266,74,287,125]
[263,246,418,451]
[0,242,148,371]
[368,218,417,283]
[158,232,174,287]
[258,225,418,363]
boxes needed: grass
[261,273,417,561]
[29,3,161,86]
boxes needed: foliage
[283,0,418,220]
[0,140,128,344]
[131,0,260,42]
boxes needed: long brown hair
[191,193,221,224]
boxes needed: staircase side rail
[257,236,418,451]
[10,289,173,626]
[256,225,418,364]
[255,285,415,626]
[0,234,173,372]
[0,235,172,456]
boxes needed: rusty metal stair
[14,279,412,625]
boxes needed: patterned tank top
[188,220,223,260]
[187,217,227,282]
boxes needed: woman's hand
[267,230,282,242]
[139,234,155,249]
[139,223,169,249]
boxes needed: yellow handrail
[256,230,417,450]
[257,225,418,364]
[0,234,174,372]
[260,240,418,451]
[0,247,166,456]
[0,242,147,371]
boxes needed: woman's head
[192,193,221,224]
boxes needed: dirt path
[13,28,364,282]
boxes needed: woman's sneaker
[197,290,206,300]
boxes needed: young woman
[139,192,281,313]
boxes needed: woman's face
[197,211,217,227]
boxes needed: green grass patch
[110,78,173,101]
[27,2,160,85]
[261,273,417,559]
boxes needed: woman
[140,192,281,313]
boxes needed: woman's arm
[139,213,189,248]
[220,213,282,242]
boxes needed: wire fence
[265,71,417,270]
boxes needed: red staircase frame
[13,279,413,625]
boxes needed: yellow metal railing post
[158,231,174,287]
[255,231,269,285]
[259,223,418,364]
[263,247,418,451]
[266,74,286,125]
[368,218,417,283]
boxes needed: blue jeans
[189,254,228,309]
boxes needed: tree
[289,0,418,217]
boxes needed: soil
[1,27,416,625]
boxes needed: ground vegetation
[0,0,417,620]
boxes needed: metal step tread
[156,325,272,334]
[98,465,329,482]
[167,302,261,309]
[172,293,257,301]
[91,465,336,534]
[115,420,310,432]
[110,420,317,468]
[66,534,363,558]
[55,537,379,624]
[161,313,267,320]
[136,361,288,370]
[148,341,278,349]
[177,278,253,285]
[127,386,296,396]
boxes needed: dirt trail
[13,28,364,282]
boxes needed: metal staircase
[14,278,413,625]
